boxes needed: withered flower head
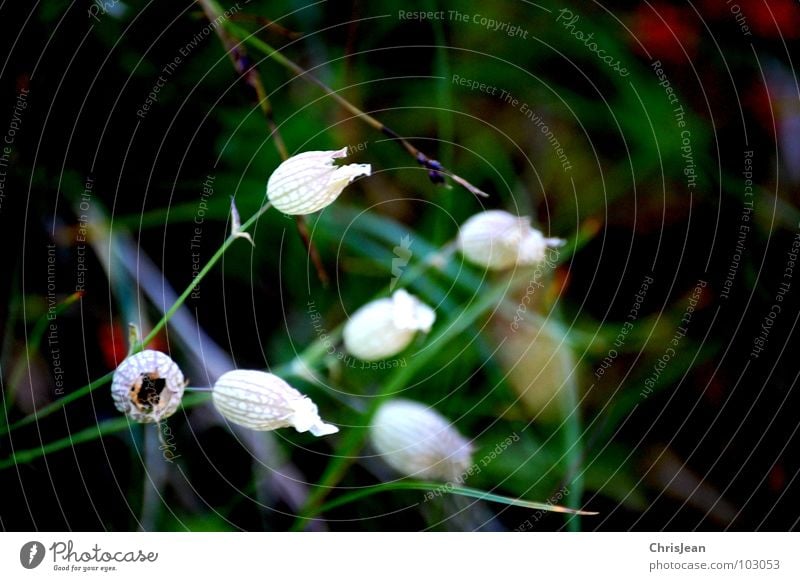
[111,350,186,423]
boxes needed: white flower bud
[457,210,564,270]
[266,147,371,215]
[370,399,473,482]
[492,314,577,424]
[212,369,338,437]
[343,289,436,361]
[111,350,186,423]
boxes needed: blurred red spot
[632,4,698,62]
[700,0,799,38]
[746,0,799,38]
[552,266,570,298]
[768,463,785,492]
[705,376,724,404]
[99,324,126,369]
[147,333,168,353]
[99,324,169,369]
[698,0,729,19]
[16,74,30,93]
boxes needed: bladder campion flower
[492,313,577,424]
[111,350,186,423]
[212,369,338,436]
[370,399,473,482]
[266,148,371,215]
[343,289,436,361]
[458,210,564,270]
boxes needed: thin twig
[200,0,488,199]
[197,0,330,285]
[229,13,302,40]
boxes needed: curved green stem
[0,202,273,438]
[290,273,529,530]
[0,416,130,470]
[0,393,211,470]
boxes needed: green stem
[0,202,273,438]
[0,207,454,450]
[0,372,114,437]
[316,481,598,517]
[203,0,486,198]
[561,380,583,531]
[132,202,269,351]
[290,273,528,530]
[1,292,84,428]
[201,0,380,131]
[0,393,210,471]
[0,416,130,470]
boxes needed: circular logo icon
[19,541,45,569]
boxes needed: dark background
[0,0,799,531]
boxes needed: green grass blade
[0,393,211,470]
[317,481,598,517]
[0,371,114,437]
[0,416,130,470]
[292,272,532,529]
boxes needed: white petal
[288,397,339,436]
[517,229,546,264]
[370,399,473,482]
[458,210,561,270]
[266,148,371,215]
[343,298,413,361]
[343,291,436,361]
[458,210,522,269]
[518,232,565,265]
[391,289,436,332]
[212,370,337,437]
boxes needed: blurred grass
[4,0,790,531]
